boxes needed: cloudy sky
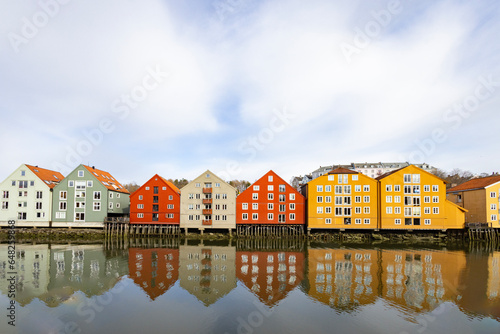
[1,0,499,185]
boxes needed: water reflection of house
[178,244,236,306]
[235,250,305,306]
[306,248,379,310]
[43,245,128,307]
[380,249,466,311]
[0,244,51,306]
[128,248,179,300]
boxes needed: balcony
[202,219,212,225]
[203,188,212,194]
[203,198,212,204]
[202,209,212,215]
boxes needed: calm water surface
[1,239,499,334]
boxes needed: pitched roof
[328,167,358,175]
[376,165,447,183]
[83,165,129,194]
[375,166,406,180]
[447,175,500,193]
[25,164,64,189]
[158,175,180,193]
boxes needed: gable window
[268,175,273,182]
[328,175,334,181]
[18,181,28,189]
[36,191,42,199]
[279,185,286,192]
[59,191,67,200]
[78,170,84,177]
[252,193,258,200]
[87,181,93,187]
[268,185,274,191]
[59,202,67,210]
[394,185,401,192]
[68,181,74,187]
[317,185,323,192]
[2,191,8,199]
[94,191,101,200]
[491,192,497,198]
[433,185,439,192]
[404,174,411,183]
[253,185,260,191]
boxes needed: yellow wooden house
[305,168,379,230]
[377,165,466,230]
[447,175,500,226]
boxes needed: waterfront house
[0,164,64,227]
[446,174,500,226]
[303,168,379,230]
[377,165,466,230]
[130,174,180,225]
[180,170,236,232]
[51,165,130,227]
[236,170,306,228]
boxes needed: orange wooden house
[130,174,180,224]
[236,170,306,228]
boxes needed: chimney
[92,166,95,169]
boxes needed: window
[344,197,351,205]
[386,185,392,192]
[424,207,431,214]
[252,213,258,220]
[355,196,361,203]
[137,204,144,209]
[59,191,67,200]
[363,185,370,192]
[335,208,342,216]
[290,203,295,210]
[413,207,421,216]
[491,204,497,210]
[55,212,66,219]
[145,186,150,190]
[394,196,401,203]
[363,196,370,203]
[253,185,260,191]
[404,174,411,183]
[35,202,42,210]
[335,186,342,194]
[490,192,496,198]
[75,191,85,198]
[352,175,358,181]
[492,215,498,221]
[74,202,84,209]
[268,193,274,200]
[404,207,412,216]
[404,186,412,194]
[317,196,323,203]
[242,203,248,210]
[2,191,8,199]
[386,196,392,203]
[87,181,93,187]
[188,193,194,199]
[432,196,439,203]
[325,218,332,224]
[268,203,273,210]
[196,194,201,199]
[317,185,323,192]
[68,180,74,187]
[168,204,174,209]
[317,207,323,214]
[424,196,430,203]
[344,207,351,216]
[355,185,361,192]
[36,191,42,199]
[252,203,258,210]
[93,191,101,200]
[335,196,342,205]
[412,174,420,183]
[279,185,286,192]
[404,196,412,205]
[278,214,286,222]
[252,193,258,200]
[109,202,113,209]
[413,197,420,206]
[188,215,193,221]
[266,185,274,191]
[59,202,67,210]
[394,185,400,192]
[268,175,273,182]
[1,202,8,209]
[18,191,27,197]
[433,207,439,214]
[75,213,85,221]
[424,219,431,225]
[169,195,173,200]
[344,185,351,194]
[386,207,392,214]
[195,183,200,188]
[394,207,401,214]
[279,204,286,212]
[18,181,28,188]
[268,213,273,220]
[355,218,361,224]
[279,194,286,202]
[242,213,248,220]
[11,181,15,186]
[116,203,120,208]
[395,219,401,225]
[94,202,101,211]
[424,185,430,192]
[18,212,27,220]
[289,193,296,200]
[364,219,370,224]
[355,207,361,214]
[325,207,331,213]
[137,213,144,218]
[78,170,84,177]
[325,196,331,203]
[364,207,370,214]
[21,170,25,176]
[413,185,420,194]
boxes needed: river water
[1,239,499,334]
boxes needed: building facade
[446,175,500,226]
[180,170,237,231]
[130,174,180,225]
[236,170,306,226]
[305,168,379,230]
[378,165,466,230]
[51,165,130,227]
[0,164,64,227]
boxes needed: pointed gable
[25,164,64,189]
[83,165,129,194]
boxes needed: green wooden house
[51,165,130,227]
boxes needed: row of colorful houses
[1,163,499,231]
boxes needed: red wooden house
[130,174,180,224]
[236,170,306,227]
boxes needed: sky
[1,0,499,185]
